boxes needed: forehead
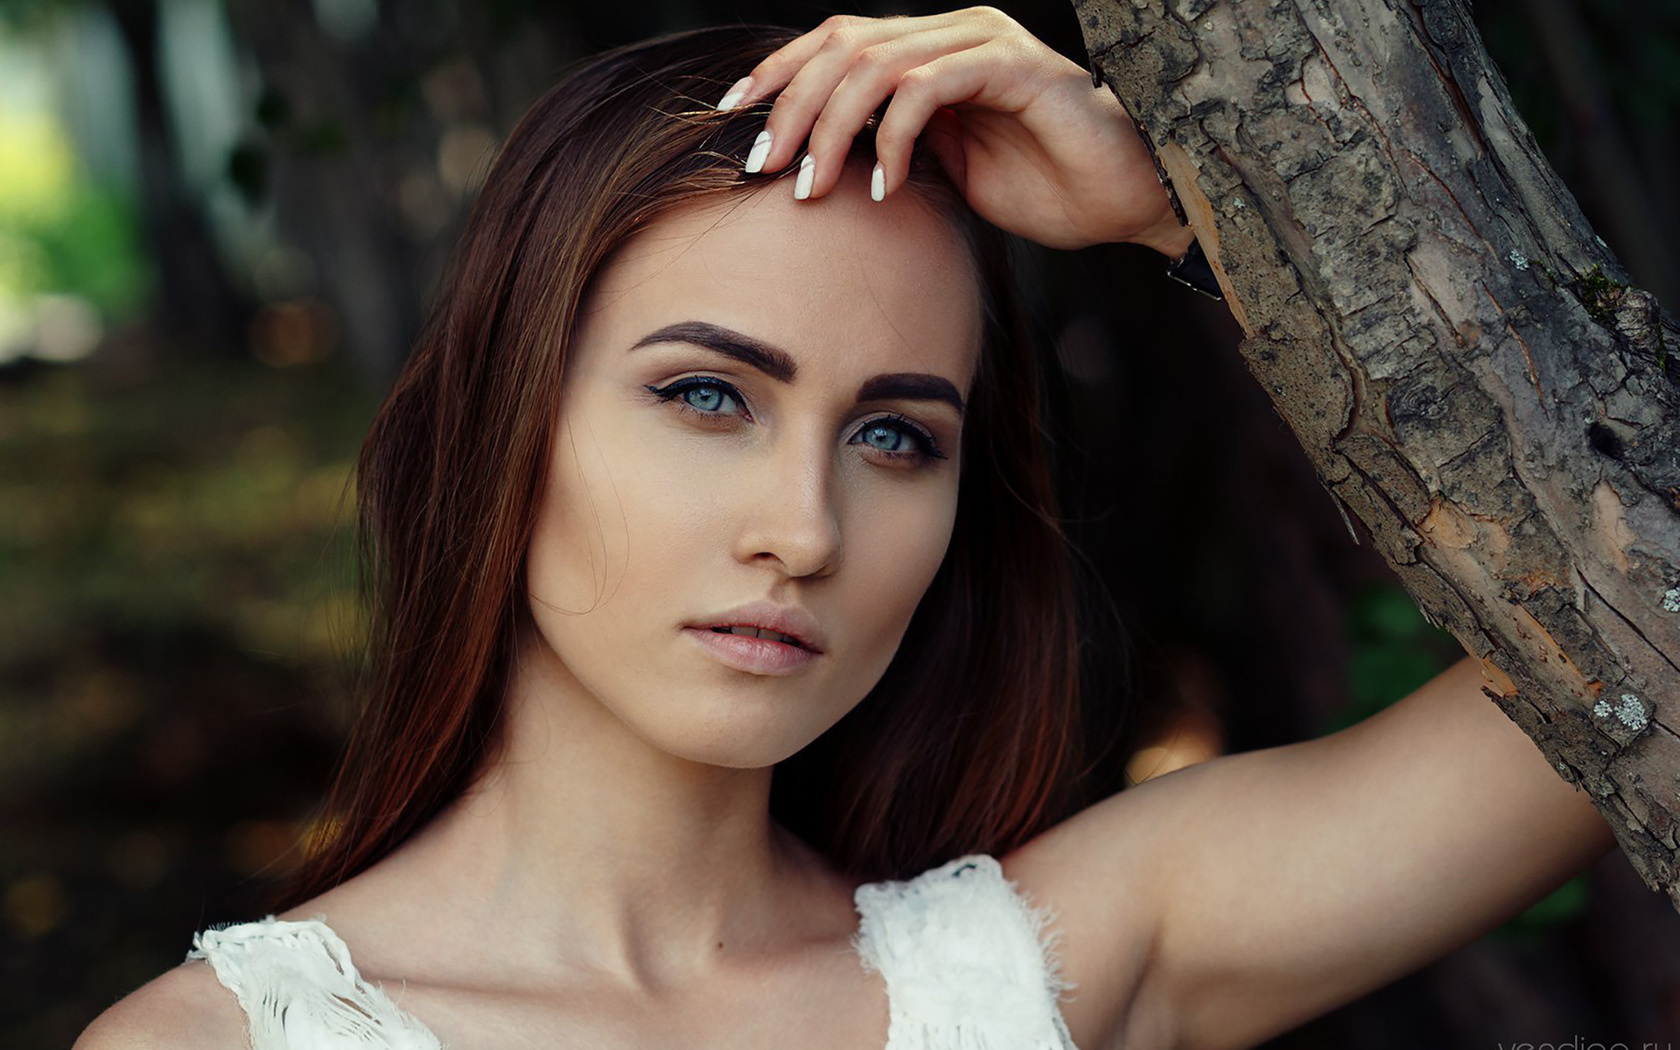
[580,169,983,390]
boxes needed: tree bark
[1073,0,1680,904]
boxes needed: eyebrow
[629,320,966,417]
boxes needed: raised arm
[1003,653,1618,1050]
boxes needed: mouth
[683,625,820,676]
[705,624,811,650]
[685,601,826,661]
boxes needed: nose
[732,433,842,579]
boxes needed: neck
[382,619,853,991]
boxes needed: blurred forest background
[0,0,1675,1046]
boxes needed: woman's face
[523,161,981,770]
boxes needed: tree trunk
[1073,0,1680,905]
[108,0,251,359]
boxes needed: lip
[682,627,819,676]
[686,601,826,655]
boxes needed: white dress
[186,853,1080,1050]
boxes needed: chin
[626,697,845,771]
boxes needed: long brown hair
[272,22,1106,909]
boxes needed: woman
[77,8,1615,1049]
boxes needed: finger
[715,19,844,112]
[744,14,971,176]
[920,105,969,197]
[873,39,1018,201]
[721,12,946,112]
[799,28,994,200]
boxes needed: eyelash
[644,376,947,465]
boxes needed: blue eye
[653,377,744,417]
[645,377,946,465]
[860,423,904,450]
[849,416,943,461]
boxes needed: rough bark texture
[1074,0,1680,903]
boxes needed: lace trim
[188,856,1077,1050]
[186,915,445,1050]
[851,854,1080,1050]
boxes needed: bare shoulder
[73,958,249,1050]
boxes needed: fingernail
[871,163,885,202]
[745,128,772,174]
[794,154,815,200]
[717,76,752,111]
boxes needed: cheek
[835,478,960,679]
[530,422,667,611]
[527,421,619,614]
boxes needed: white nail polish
[871,163,885,202]
[717,76,752,111]
[794,154,815,200]
[744,129,772,174]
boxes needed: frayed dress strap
[851,853,1080,1050]
[186,915,445,1050]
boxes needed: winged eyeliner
[629,320,966,418]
